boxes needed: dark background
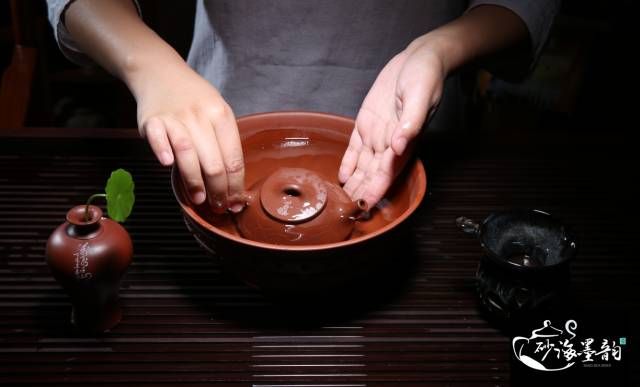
[0,0,637,137]
[0,2,637,385]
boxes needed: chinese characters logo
[73,242,92,280]
[512,320,623,371]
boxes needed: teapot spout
[348,199,369,221]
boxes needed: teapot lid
[259,168,328,223]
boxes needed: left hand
[339,38,446,207]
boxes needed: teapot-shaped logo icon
[512,320,578,371]
[234,167,368,245]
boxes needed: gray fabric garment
[47,0,560,131]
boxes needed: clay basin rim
[171,111,427,251]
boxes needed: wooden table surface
[0,130,637,386]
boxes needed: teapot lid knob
[260,168,328,223]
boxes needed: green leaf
[105,168,135,222]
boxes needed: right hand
[132,61,245,213]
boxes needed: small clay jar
[46,205,133,332]
[234,167,367,245]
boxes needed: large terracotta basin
[171,111,427,293]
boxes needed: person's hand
[339,37,446,207]
[133,61,245,213]
[62,0,244,213]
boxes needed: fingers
[338,128,362,184]
[354,148,396,206]
[352,146,406,207]
[141,107,244,214]
[187,114,229,213]
[164,117,206,205]
[351,150,383,202]
[141,117,174,166]
[343,144,374,196]
[344,147,396,207]
[209,105,245,199]
[340,107,388,185]
[344,137,410,207]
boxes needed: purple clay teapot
[234,167,367,245]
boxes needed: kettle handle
[456,216,480,237]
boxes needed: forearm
[64,0,186,99]
[409,4,529,74]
